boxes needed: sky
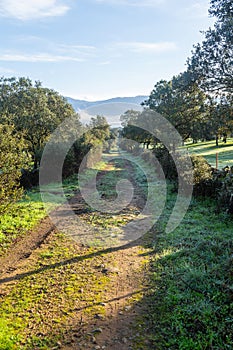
[0,0,215,101]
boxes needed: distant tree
[120,109,141,127]
[0,124,29,212]
[211,95,233,144]
[83,115,111,148]
[120,110,157,149]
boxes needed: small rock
[92,328,103,334]
[101,267,119,274]
[124,306,131,311]
[94,346,101,350]
[122,337,128,344]
[94,314,104,320]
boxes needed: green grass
[141,193,233,349]
[185,138,233,168]
[113,150,232,349]
[0,233,112,349]
[0,175,80,255]
[1,150,233,349]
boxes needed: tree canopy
[0,77,76,169]
[143,73,208,142]
[187,0,233,94]
[0,124,28,212]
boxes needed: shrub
[0,124,29,212]
[153,146,178,180]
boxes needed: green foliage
[0,124,29,213]
[0,77,76,169]
[0,319,20,350]
[188,0,233,94]
[213,166,233,213]
[143,73,208,142]
[153,146,178,180]
[191,155,212,185]
[71,115,111,174]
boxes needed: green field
[185,138,233,168]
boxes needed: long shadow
[30,285,153,349]
[0,156,151,287]
[73,286,151,313]
[0,239,141,285]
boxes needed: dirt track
[0,157,153,349]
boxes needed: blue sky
[0,0,214,100]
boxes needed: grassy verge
[143,191,233,349]
[0,175,80,255]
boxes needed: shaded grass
[141,193,233,349]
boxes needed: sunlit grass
[185,138,233,167]
[0,174,81,254]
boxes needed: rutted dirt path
[0,218,56,276]
[0,154,154,349]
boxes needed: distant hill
[66,95,148,111]
[65,95,148,126]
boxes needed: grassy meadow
[185,138,233,168]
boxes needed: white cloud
[116,41,177,53]
[0,0,70,20]
[0,53,84,63]
[12,37,97,58]
[57,44,96,56]
[95,0,165,7]
[180,2,209,20]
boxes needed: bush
[191,155,212,185]
[213,166,233,213]
[153,146,178,180]
[0,125,29,212]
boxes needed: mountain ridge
[66,95,148,111]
